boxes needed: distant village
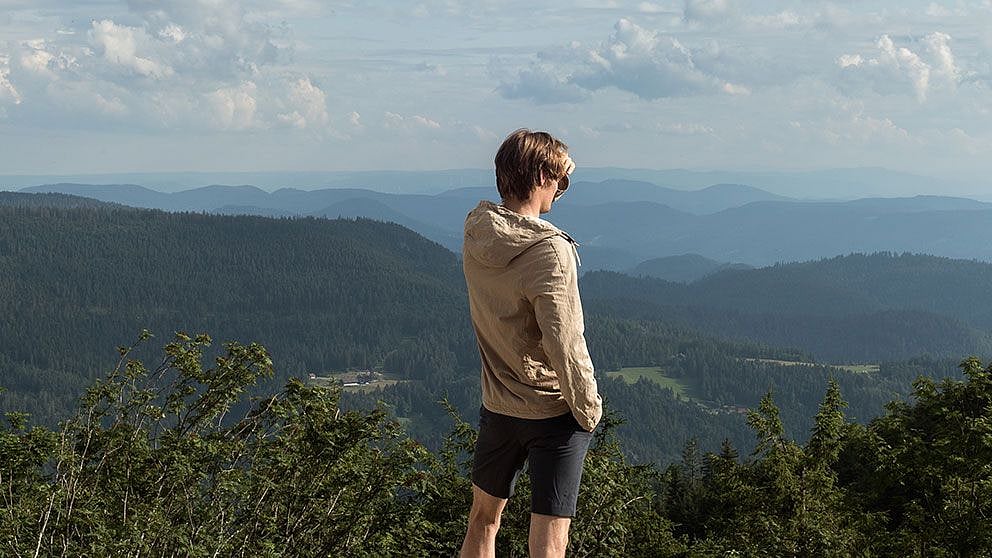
[309,370,386,387]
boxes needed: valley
[0,189,982,464]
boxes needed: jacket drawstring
[556,231,582,268]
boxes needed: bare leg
[460,484,508,558]
[529,513,571,558]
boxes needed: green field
[606,366,693,399]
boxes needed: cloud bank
[838,32,963,101]
[1,0,329,132]
[497,18,749,103]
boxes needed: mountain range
[2,166,979,198]
[20,181,992,268]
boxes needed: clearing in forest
[606,366,694,399]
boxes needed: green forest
[1,197,969,464]
[2,333,989,556]
[2,194,992,554]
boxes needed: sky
[0,0,990,181]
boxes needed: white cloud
[207,81,258,130]
[383,111,441,130]
[17,39,76,77]
[413,114,441,129]
[0,0,327,132]
[18,39,54,74]
[572,18,743,99]
[496,63,588,104]
[0,54,22,105]
[839,32,963,102]
[497,18,751,103]
[837,54,863,68]
[878,34,931,100]
[924,32,959,83]
[90,19,173,79]
[124,0,283,79]
[279,76,329,129]
[347,110,364,130]
[158,23,186,44]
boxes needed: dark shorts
[472,406,594,517]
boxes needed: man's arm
[522,237,602,431]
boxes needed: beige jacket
[462,201,603,431]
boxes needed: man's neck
[501,196,542,218]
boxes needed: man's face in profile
[545,154,574,212]
[554,173,569,202]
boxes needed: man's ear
[537,168,553,188]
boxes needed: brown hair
[494,129,570,201]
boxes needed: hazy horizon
[2,165,987,201]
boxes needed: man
[459,129,603,558]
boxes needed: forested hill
[0,202,475,422]
[0,197,974,464]
[582,252,992,361]
[0,191,119,209]
[696,253,992,327]
[629,253,752,283]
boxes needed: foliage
[836,357,992,557]
[3,335,992,556]
[1,332,437,556]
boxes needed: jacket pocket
[521,354,559,389]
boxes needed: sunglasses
[554,173,569,201]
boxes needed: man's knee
[468,484,506,531]
[468,507,501,534]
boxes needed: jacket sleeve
[521,237,603,431]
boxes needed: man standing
[459,129,603,558]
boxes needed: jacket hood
[464,200,566,268]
